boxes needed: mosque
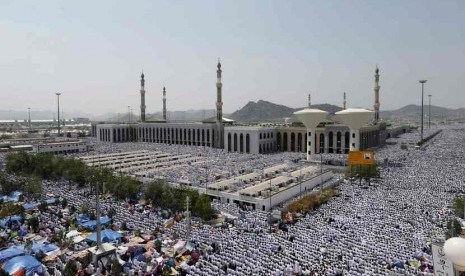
[91,62,408,155]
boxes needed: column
[306,129,315,161]
[350,129,360,151]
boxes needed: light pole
[56,93,61,136]
[27,107,31,130]
[419,80,427,142]
[428,94,432,129]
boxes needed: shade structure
[79,216,111,230]
[335,108,374,151]
[3,256,43,276]
[86,229,122,243]
[0,247,25,263]
[294,108,328,160]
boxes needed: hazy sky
[1,0,464,116]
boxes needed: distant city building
[32,140,89,154]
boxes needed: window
[352,133,355,138]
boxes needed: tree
[0,171,22,196]
[0,202,25,219]
[38,202,48,212]
[23,176,42,199]
[0,268,9,276]
[193,195,214,221]
[446,219,463,239]
[453,195,465,219]
[61,198,68,209]
[110,259,123,275]
[28,216,40,233]
[145,180,165,205]
[64,259,78,276]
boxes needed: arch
[233,133,238,151]
[239,133,244,153]
[206,129,210,146]
[290,132,296,152]
[197,129,201,146]
[328,131,334,153]
[344,131,350,153]
[202,129,205,146]
[319,133,325,153]
[297,133,302,152]
[283,133,288,151]
[246,134,250,153]
[184,129,187,144]
[259,133,262,139]
[113,129,117,142]
[336,131,342,153]
[227,133,232,152]
[277,132,281,151]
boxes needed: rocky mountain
[229,100,342,122]
[381,104,465,119]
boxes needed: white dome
[293,108,328,129]
[335,108,373,129]
[444,237,465,267]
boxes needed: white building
[32,140,88,154]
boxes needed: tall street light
[56,93,61,136]
[419,80,427,142]
[27,107,31,130]
[428,94,432,129]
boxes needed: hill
[381,105,465,119]
[230,100,342,122]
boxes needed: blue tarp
[86,229,122,243]
[31,243,59,254]
[0,247,25,263]
[44,198,56,204]
[1,191,22,203]
[23,202,39,210]
[79,216,111,230]
[3,256,43,276]
[0,215,22,228]
[76,214,90,224]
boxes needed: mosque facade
[92,63,407,154]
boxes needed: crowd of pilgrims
[76,139,348,189]
[0,125,464,275]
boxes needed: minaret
[215,60,224,148]
[308,94,311,107]
[140,72,146,122]
[163,86,167,120]
[343,92,347,110]
[373,66,380,123]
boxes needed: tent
[0,215,22,228]
[0,247,25,263]
[1,191,22,203]
[23,202,39,210]
[3,256,43,276]
[79,216,111,230]
[43,198,56,204]
[31,243,59,255]
[86,229,122,243]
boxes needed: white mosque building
[91,62,409,155]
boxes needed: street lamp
[419,80,427,142]
[56,93,61,136]
[428,94,432,129]
[27,108,31,130]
